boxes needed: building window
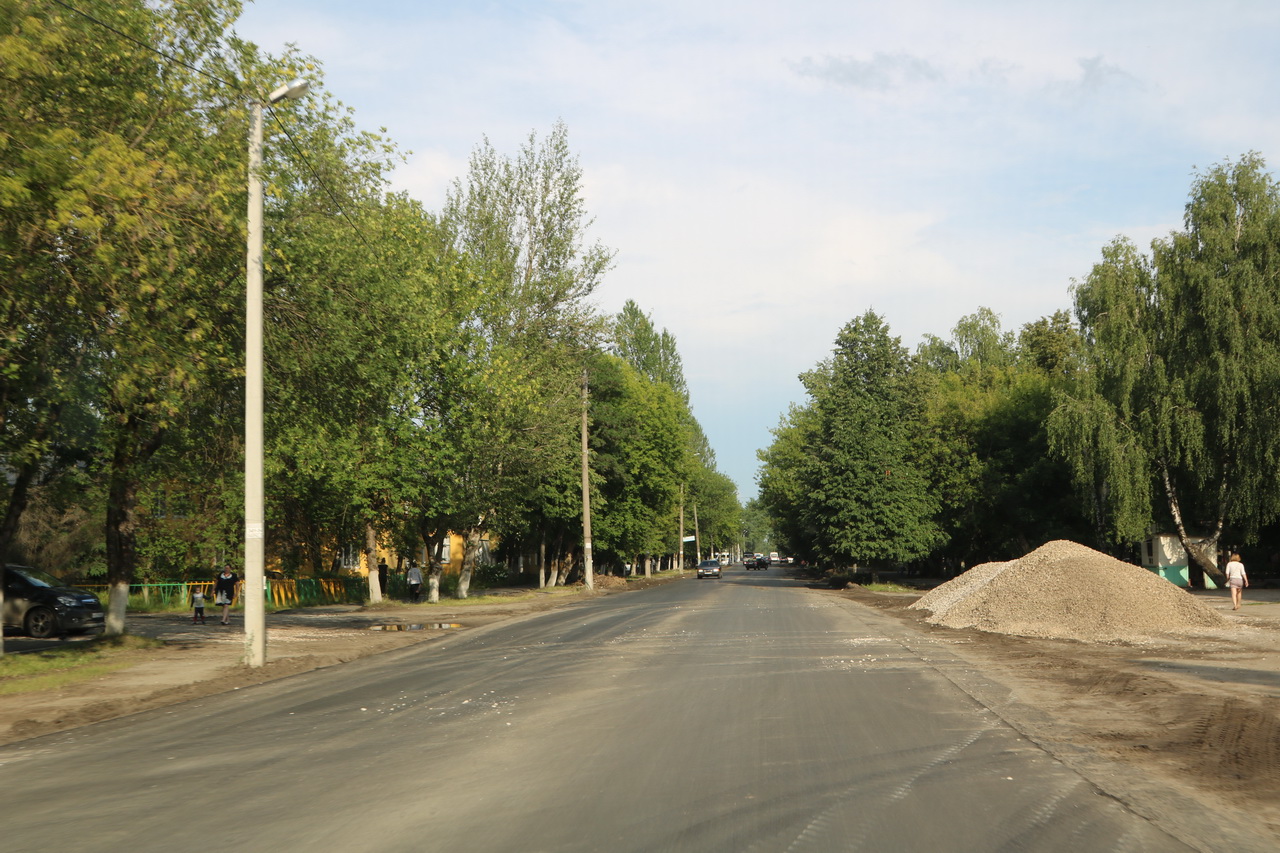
[341,543,361,571]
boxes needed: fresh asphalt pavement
[0,567,1193,852]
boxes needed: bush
[470,561,509,590]
[825,570,875,588]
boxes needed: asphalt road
[0,568,1193,852]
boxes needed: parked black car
[2,565,106,639]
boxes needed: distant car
[696,559,722,579]
[3,565,106,639]
[746,556,768,570]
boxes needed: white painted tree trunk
[105,580,129,635]
[365,522,382,603]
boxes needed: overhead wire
[45,0,375,251]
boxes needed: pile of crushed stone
[909,539,1227,642]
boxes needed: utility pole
[244,79,309,668]
[692,501,701,563]
[677,483,685,572]
[580,369,594,590]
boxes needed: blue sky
[235,0,1280,500]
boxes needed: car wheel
[24,606,57,639]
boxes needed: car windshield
[6,566,63,588]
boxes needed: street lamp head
[267,78,310,104]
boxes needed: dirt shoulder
[834,584,1280,850]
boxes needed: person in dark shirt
[214,566,238,625]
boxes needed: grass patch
[0,635,164,696]
[862,582,918,594]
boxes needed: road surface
[0,568,1194,851]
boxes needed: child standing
[192,589,207,624]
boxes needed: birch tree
[1050,155,1280,580]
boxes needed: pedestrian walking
[377,559,389,597]
[214,565,238,625]
[1225,553,1249,611]
[407,561,424,603]
[192,588,207,624]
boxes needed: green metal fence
[80,577,371,609]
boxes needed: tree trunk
[103,418,165,636]
[538,531,547,589]
[306,519,324,575]
[456,526,484,599]
[1161,464,1226,584]
[419,522,444,604]
[365,521,382,603]
[0,458,39,656]
[0,459,37,569]
[427,537,443,603]
[550,531,565,586]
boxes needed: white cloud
[235,0,1280,497]
[791,53,945,91]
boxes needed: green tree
[760,312,941,570]
[585,353,686,573]
[739,498,774,556]
[1018,310,1081,379]
[436,121,611,597]
[1049,154,1280,580]
[612,300,688,401]
[0,0,257,633]
[914,309,1088,566]
[757,403,822,563]
[804,312,941,566]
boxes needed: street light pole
[245,79,308,667]
[580,368,594,591]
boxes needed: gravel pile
[909,539,1226,641]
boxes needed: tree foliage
[759,312,941,569]
[1049,154,1280,578]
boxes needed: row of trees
[759,155,1280,582]
[1,0,739,636]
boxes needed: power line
[268,106,375,251]
[47,0,241,93]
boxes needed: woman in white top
[1224,553,1248,611]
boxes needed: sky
[234,0,1280,501]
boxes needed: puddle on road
[369,623,462,631]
